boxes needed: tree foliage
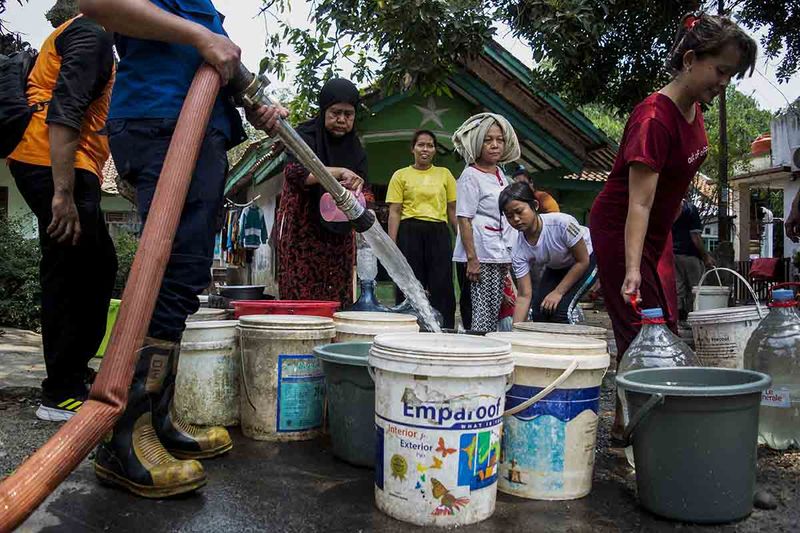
[259,0,797,112]
[0,0,32,55]
[702,85,773,183]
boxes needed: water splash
[360,221,442,333]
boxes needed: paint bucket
[487,332,609,500]
[333,311,419,342]
[617,367,771,523]
[512,322,607,341]
[692,267,763,312]
[370,333,514,527]
[187,307,228,322]
[174,320,239,426]
[687,305,764,368]
[692,286,730,311]
[238,314,335,441]
[313,342,375,466]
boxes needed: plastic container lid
[314,342,372,367]
[333,311,419,335]
[687,305,763,325]
[642,308,664,319]
[487,331,609,370]
[238,314,335,331]
[772,289,795,302]
[369,333,513,378]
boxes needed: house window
[0,187,7,220]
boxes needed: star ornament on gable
[414,96,450,129]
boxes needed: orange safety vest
[8,16,115,180]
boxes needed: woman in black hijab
[276,78,370,306]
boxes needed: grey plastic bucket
[617,367,771,523]
[313,342,375,467]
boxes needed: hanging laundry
[239,204,268,249]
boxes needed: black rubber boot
[94,337,206,498]
[153,341,233,460]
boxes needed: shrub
[112,230,138,299]
[0,216,42,331]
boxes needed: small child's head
[668,13,757,104]
[499,182,540,232]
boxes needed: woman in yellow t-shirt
[387,130,458,328]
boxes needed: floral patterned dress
[275,162,361,307]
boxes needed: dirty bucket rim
[512,322,607,336]
[373,332,512,356]
[239,313,335,328]
[487,331,607,351]
[333,311,419,323]
[687,305,762,323]
[314,342,372,367]
[691,285,731,294]
[616,367,771,397]
[184,319,239,330]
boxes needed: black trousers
[10,161,117,399]
[395,219,455,329]
[531,252,597,324]
[456,262,472,330]
[107,119,228,342]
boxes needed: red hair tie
[684,15,699,30]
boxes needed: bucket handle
[367,364,376,382]
[622,392,665,447]
[240,344,258,412]
[503,359,579,417]
[695,267,765,318]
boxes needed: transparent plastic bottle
[356,233,378,282]
[744,289,800,450]
[618,307,701,466]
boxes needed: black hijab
[292,78,368,180]
[289,78,368,234]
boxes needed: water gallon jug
[744,288,800,450]
[347,279,391,312]
[618,306,700,466]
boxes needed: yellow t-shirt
[386,165,457,223]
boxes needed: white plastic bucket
[238,314,335,441]
[512,322,607,341]
[487,331,610,500]
[687,305,764,368]
[370,333,514,527]
[333,311,419,342]
[175,320,240,426]
[692,285,730,311]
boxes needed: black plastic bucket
[617,367,771,523]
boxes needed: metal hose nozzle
[230,65,375,233]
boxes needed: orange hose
[0,65,221,531]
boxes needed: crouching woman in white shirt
[500,182,597,324]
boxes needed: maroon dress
[275,162,355,307]
[590,93,708,358]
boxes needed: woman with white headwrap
[452,113,521,332]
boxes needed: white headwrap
[451,113,521,165]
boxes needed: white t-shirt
[453,165,513,263]
[511,212,593,278]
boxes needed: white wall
[247,174,285,296]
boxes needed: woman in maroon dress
[588,13,757,437]
[276,79,368,307]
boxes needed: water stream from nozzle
[232,65,441,332]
